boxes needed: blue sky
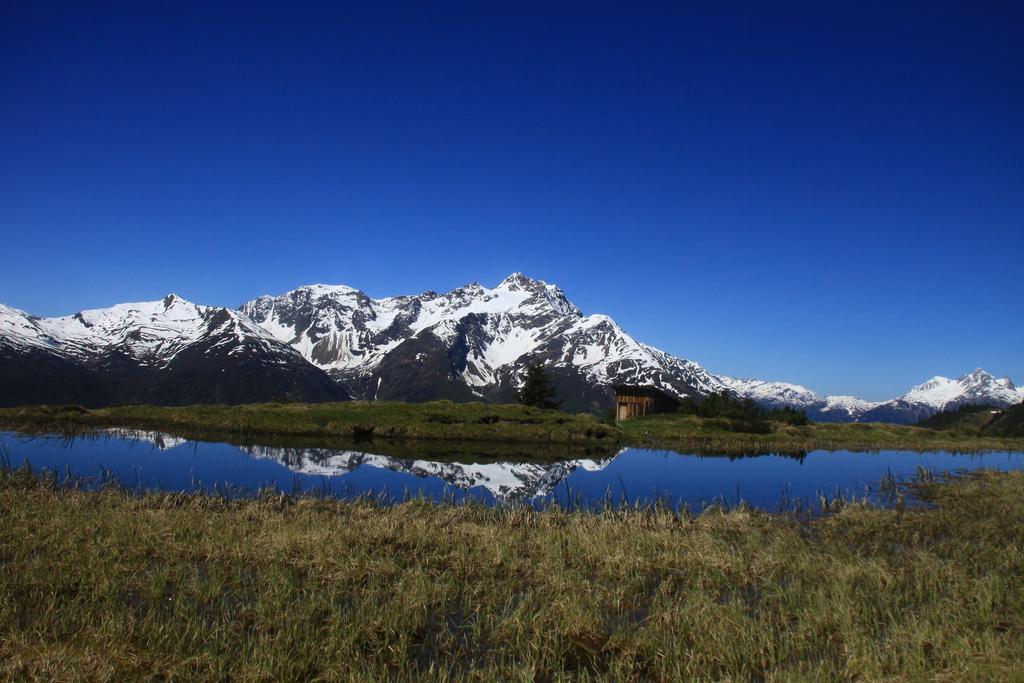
[1,2,1021,400]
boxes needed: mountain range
[0,295,345,406]
[2,273,1021,423]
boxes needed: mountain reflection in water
[3,429,1023,511]
[243,445,615,501]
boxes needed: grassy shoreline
[2,464,1022,679]
[3,401,1024,454]
[619,414,1024,454]
[0,401,619,447]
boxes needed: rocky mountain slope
[0,295,347,407]
[241,273,721,412]
[243,274,1023,421]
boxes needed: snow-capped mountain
[713,376,881,422]
[899,369,1021,409]
[819,395,884,421]
[3,274,1021,423]
[0,295,346,406]
[4,294,289,363]
[717,369,1024,424]
[239,274,1024,420]
[241,273,722,411]
[857,369,1024,424]
[713,377,819,411]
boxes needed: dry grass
[2,464,1022,680]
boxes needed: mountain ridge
[2,274,1021,421]
[0,295,347,407]
[239,274,1023,421]
[239,273,722,412]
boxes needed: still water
[3,430,1023,511]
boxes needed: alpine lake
[4,428,1024,512]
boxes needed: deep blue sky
[2,2,1021,400]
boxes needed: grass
[916,404,1004,431]
[5,402,1024,455]
[0,401,619,446]
[916,402,1024,439]
[2,463,1022,680]
[619,413,1024,454]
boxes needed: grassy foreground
[2,466,1023,680]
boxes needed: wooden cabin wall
[615,394,655,420]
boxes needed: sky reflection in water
[3,430,1023,512]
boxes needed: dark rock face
[96,340,348,406]
[368,335,481,404]
[0,344,117,407]
[857,401,936,425]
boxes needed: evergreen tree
[518,363,561,409]
[675,390,810,429]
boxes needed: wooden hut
[612,385,681,421]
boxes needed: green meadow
[2,401,1023,453]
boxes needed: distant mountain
[0,295,347,407]
[857,370,1023,424]
[240,273,721,412]
[2,274,1020,422]
[712,377,881,422]
[720,369,1024,424]
[242,274,1023,422]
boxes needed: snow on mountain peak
[239,276,720,404]
[963,368,996,386]
[295,283,363,297]
[0,303,58,352]
[712,376,887,420]
[714,376,818,406]
[996,375,1016,390]
[241,275,586,376]
[898,369,1022,410]
[0,295,290,368]
[823,395,881,412]
[498,271,533,287]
